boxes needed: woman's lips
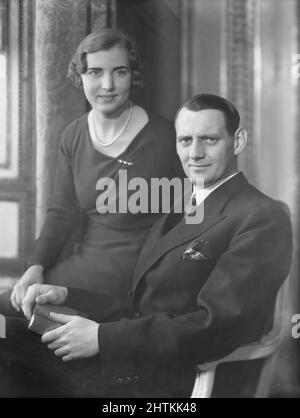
[189,164,211,168]
[97,95,117,102]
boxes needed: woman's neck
[92,102,133,143]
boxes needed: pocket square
[183,239,212,261]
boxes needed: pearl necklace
[92,103,133,147]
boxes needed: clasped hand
[21,283,68,320]
[21,283,100,361]
[10,265,44,312]
[42,314,100,361]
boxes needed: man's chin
[188,172,207,184]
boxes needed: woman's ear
[233,127,247,156]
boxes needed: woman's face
[81,45,132,116]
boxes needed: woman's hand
[10,265,44,313]
[42,315,100,361]
[21,284,68,320]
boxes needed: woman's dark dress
[0,113,182,396]
[25,112,183,303]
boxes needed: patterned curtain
[34,0,115,233]
[35,0,88,232]
[223,0,256,184]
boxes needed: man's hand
[22,284,68,320]
[11,265,44,312]
[42,315,100,361]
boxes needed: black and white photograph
[0,0,299,400]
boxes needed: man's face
[175,108,237,187]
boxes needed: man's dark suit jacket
[66,173,293,397]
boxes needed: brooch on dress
[117,159,134,166]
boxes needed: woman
[1,28,183,315]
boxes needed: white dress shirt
[193,172,239,205]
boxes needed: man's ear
[233,127,247,155]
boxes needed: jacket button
[117,377,124,383]
[126,376,131,382]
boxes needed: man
[0,94,292,397]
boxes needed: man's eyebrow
[197,134,220,139]
[176,133,220,139]
[177,134,192,139]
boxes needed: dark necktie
[185,193,197,217]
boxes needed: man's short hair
[175,93,240,136]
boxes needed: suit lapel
[133,173,249,292]
[136,212,173,265]
[133,212,226,291]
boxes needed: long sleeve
[26,133,81,271]
[66,287,134,323]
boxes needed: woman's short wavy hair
[67,28,143,89]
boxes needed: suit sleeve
[98,204,293,383]
[26,132,81,271]
[66,287,134,323]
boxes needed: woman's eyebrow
[86,65,129,70]
[113,65,130,70]
[86,66,102,70]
